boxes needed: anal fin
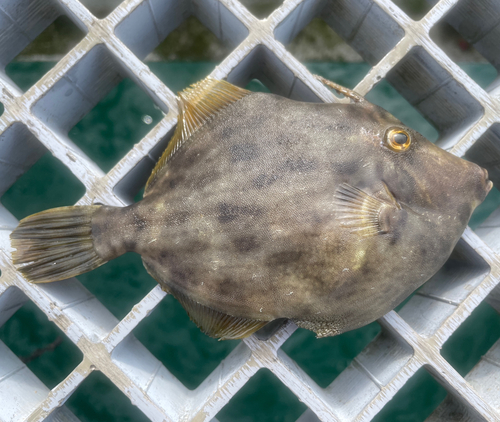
[174,290,268,340]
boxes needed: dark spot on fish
[222,126,234,138]
[253,173,279,189]
[389,232,399,246]
[457,202,472,226]
[285,158,316,172]
[124,239,137,251]
[361,265,371,276]
[194,170,220,189]
[276,133,298,148]
[233,236,259,253]
[217,203,263,223]
[230,143,259,162]
[217,277,234,297]
[171,269,188,282]
[182,148,203,168]
[266,250,303,266]
[133,214,147,230]
[218,203,239,223]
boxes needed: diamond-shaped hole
[227,45,322,102]
[115,0,248,61]
[286,17,363,62]
[68,77,164,173]
[1,151,85,220]
[148,62,219,95]
[441,301,500,376]
[240,0,283,19]
[77,253,157,321]
[4,63,55,92]
[65,370,150,422]
[31,44,165,142]
[397,238,490,338]
[133,294,239,389]
[307,62,439,141]
[366,76,440,142]
[275,0,405,65]
[0,123,45,201]
[83,0,122,19]
[427,393,491,421]
[245,78,271,93]
[282,321,380,388]
[430,20,498,89]
[392,0,433,20]
[469,185,500,230]
[4,15,86,91]
[217,368,307,422]
[113,123,175,203]
[385,46,484,148]
[429,0,500,84]
[372,367,447,421]
[147,16,232,63]
[0,299,83,389]
[0,1,64,67]
[466,124,500,253]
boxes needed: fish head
[340,102,492,223]
[372,106,493,219]
[333,101,492,287]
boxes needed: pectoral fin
[334,183,394,237]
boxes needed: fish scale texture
[1,0,500,421]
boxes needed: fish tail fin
[10,205,107,283]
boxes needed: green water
[1,63,500,421]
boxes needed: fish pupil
[393,133,408,145]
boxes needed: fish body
[11,77,492,339]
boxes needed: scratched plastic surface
[1,1,500,421]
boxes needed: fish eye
[385,128,411,152]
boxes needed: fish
[10,76,492,340]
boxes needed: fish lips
[483,168,493,194]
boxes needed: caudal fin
[10,206,107,283]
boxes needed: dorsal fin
[145,78,250,192]
[174,289,268,340]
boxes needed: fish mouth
[483,168,493,194]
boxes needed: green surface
[0,300,83,389]
[1,63,500,421]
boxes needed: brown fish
[10,76,492,340]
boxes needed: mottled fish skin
[91,91,491,334]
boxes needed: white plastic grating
[0,0,500,420]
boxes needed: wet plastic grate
[1,0,500,421]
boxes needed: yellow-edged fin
[145,77,250,193]
[333,183,391,237]
[174,289,268,340]
[10,205,106,283]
